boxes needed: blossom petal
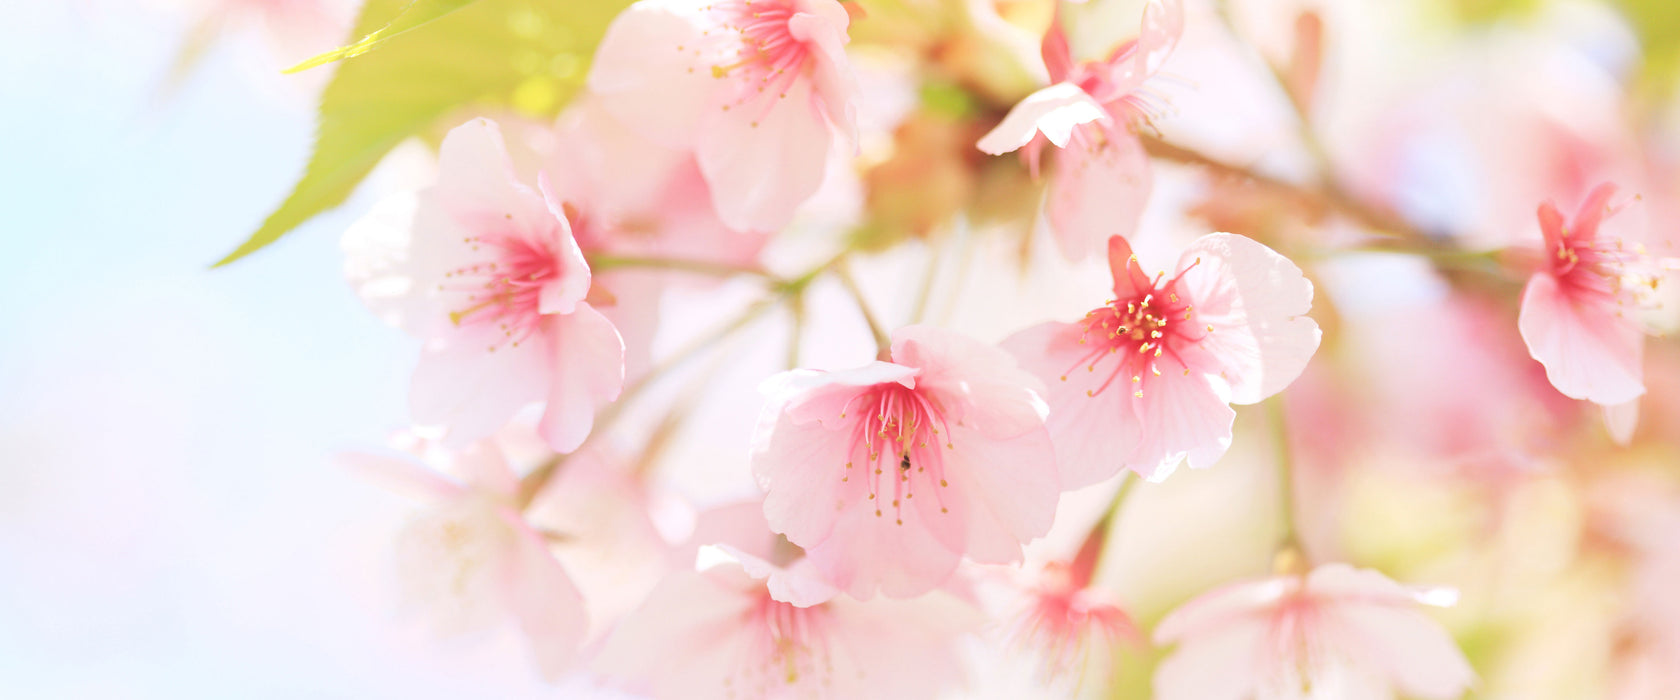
[1126,355,1236,481]
[697,77,833,231]
[587,0,715,150]
[501,512,589,680]
[1604,398,1640,446]
[538,303,626,453]
[1335,603,1477,700]
[1518,272,1646,405]
[942,423,1058,563]
[410,326,551,447]
[1175,233,1322,405]
[806,489,962,600]
[788,5,859,145]
[1152,617,1268,700]
[1001,321,1139,490]
[1045,131,1152,262]
[592,570,756,697]
[889,325,1049,439]
[435,118,553,236]
[751,407,853,550]
[977,82,1110,155]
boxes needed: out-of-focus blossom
[1153,563,1476,700]
[543,98,770,376]
[751,325,1059,599]
[1005,234,1319,486]
[588,0,860,231]
[977,0,1182,261]
[1004,523,1140,693]
[344,432,588,680]
[342,118,626,452]
[1519,183,1671,429]
[594,502,977,699]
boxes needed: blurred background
[4,0,1680,698]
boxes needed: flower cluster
[229,0,1680,696]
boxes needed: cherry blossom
[594,502,977,699]
[1005,234,1320,486]
[343,433,588,680]
[1153,563,1476,700]
[342,118,626,453]
[977,0,1183,261]
[1004,528,1140,692]
[1519,182,1670,420]
[751,325,1060,599]
[588,0,860,231]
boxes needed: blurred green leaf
[284,0,478,73]
[1611,0,1680,88]
[216,0,629,267]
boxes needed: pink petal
[341,192,445,337]
[535,174,592,316]
[1174,233,1322,405]
[435,118,553,236]
[1001,321,1139,490]
[1152,617,1269,700]
[1045,130,1151,262]
[1107,233,1157,301]
[1334,603,1476,700]
[788,5,859,145]
[1154,576,1297,644]
[750,405,854,550]
[446,439,522,496]
[1604,398,1640,446]
[942,423,1059,563]
[1040,15,1075,84]
[805,490,963,600]
[697,76,834,231]
[587,1,715,150]
[1124,355,1236,481]
[410,325,552,447]
[769,362,919,427]
[889,325,1048,438]
[1568,181,1620,242]
[706,544,840,608]
[538,303,626,453]
[976,82,1111,155]
[592,570,756,697]
[1518,272,1646,405]
[500,512,589,680]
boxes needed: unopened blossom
[1153,563,1476,700]
[588,0,860,231]
[977,0,1183,261]
[594,502,976,699]
[342,118,625,452]
[1519,182,1671,422]
[751,325,1060,599]
[1005,234,1320,486]
[344,433,588,679]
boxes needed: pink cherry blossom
[543,98,771,378]
[588,0,860,231]
[1153,563,1476,700]
[1005,530,1140,691]
[1519,182,1669,411]
[343,433,588,680]
[1004,234,1320,486]
[977,0,1183,261]
[751,325,1060,599]
[593,501,977,699]
[342,118,626,453]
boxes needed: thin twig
[835,259,892,357]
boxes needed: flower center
[730,592,835,691]
[837,384,955,525]
[1062,264,1207,399]
[1552,230,1670,314]
[440,231,558,352]
[704,1,810,115]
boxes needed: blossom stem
[588,253,780,281]
[1079,474,1139,586]
[835,259,893,358]
[1267,396,1309,572]
[516,253,851,508]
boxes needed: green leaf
[284,0,479,73]
[216,0,631,267]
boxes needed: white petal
[977,82,1110,155]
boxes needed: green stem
[588,254,779,281]
[1267,397,1308,571]
[834,260,893,358]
